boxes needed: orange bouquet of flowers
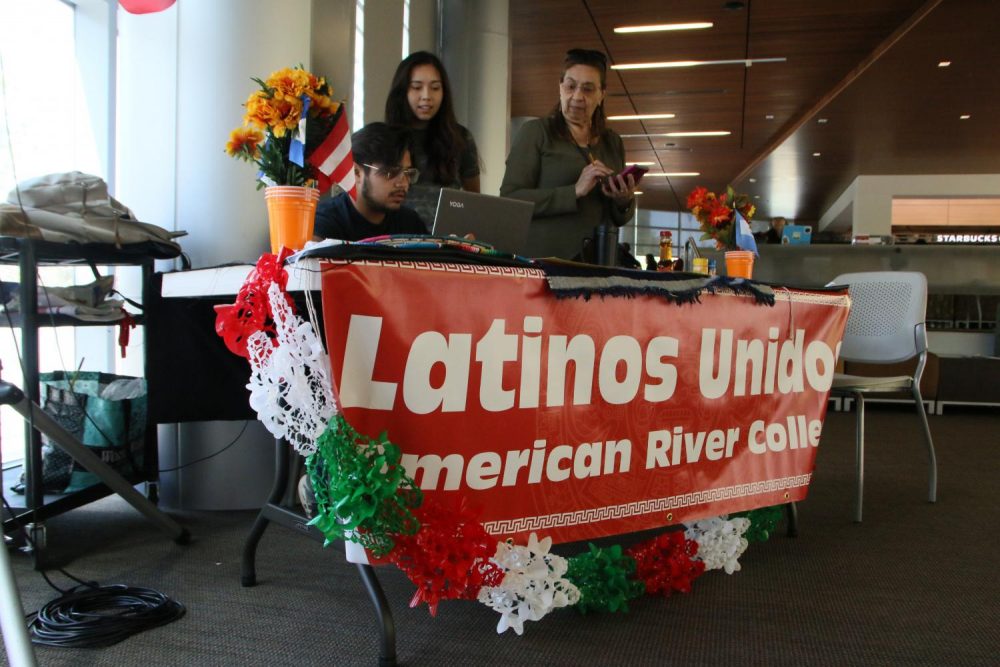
[686,185,756,250]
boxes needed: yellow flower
[229,65,338,187]
[244,91,280,130]
[265,67,317,101]
[225,127,264,159]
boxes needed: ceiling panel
[509,0,997,221]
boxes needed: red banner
[321,261,850,544]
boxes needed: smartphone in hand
[617,164,649,185]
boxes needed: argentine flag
[734,209,758,256]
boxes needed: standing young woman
[500,49,637,260]
[384,51,481,230]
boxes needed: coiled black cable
[28,583,186,648]
[2,497,186,648]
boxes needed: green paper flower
[306,415,422,557]
[732,505,784,543]
[565,543,645,614]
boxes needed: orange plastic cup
[264,186,320,253]
[724,250,754,279]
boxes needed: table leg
[241,438,289,587]
[356,563,397,667]
[785,502,799,538]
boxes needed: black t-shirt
[314,192,426,241]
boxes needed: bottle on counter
[657,230,674,271]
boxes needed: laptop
[781,224,813,245]
[431,188,534,255]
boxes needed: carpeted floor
[3,407,998,666]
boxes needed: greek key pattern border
[714,288,850,308]
[482,474,812,535]
[772,290,851,308]
[324,259,545,279]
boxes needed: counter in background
[703,244,999,295]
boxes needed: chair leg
[911,385,938,504]
[854,392,865,523]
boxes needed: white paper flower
[245,283,336,455]
[478,533,580,635]
[684,515,751,575]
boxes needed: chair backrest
[829,271,928,365]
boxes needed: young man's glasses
[361,163,420,184]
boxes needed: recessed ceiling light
[817,118,828,124]
[626,161,655,166]
[765,114,775,120]
[667,131,730,137]
[749,178,757,183]
[938,61,951,67]
[812,152,821,157]
[611,57,786,70]
[614,22,713,34]
[645,172,700,177]
[620,131,730,138]
[959,114,971,120]
[607,113,676,121]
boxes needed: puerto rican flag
[308,105,356,199]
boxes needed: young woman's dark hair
[548,48,609,144]
[384,51,466,184]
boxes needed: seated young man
[314,122,427,240]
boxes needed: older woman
[500,48,637,260]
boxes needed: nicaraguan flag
[307,105,356,199]
[734,209,758,256]
[289,95,311,168]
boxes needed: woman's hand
[575,160,615,198]
[601,171,637,208]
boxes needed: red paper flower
[389,497,504,616]
[214,248,296,358]
[626,531,705,596]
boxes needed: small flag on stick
[734,209,758,256]
[308,105,356,199]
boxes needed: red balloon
[119,0,176,15]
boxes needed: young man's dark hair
[351,122,412,173]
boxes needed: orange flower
[225,127,264,159]
[708,201,733,228]
[686,186,708,209]
[228,65,341,187]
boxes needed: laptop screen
[431,189,534,255]
[781,224,813,245]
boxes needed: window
[0,0,112,465]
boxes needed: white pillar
[440,0,510,196]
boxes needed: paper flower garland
[306,415,422,556]
[389,497,504,616]
[245,283,336,455]
[214,249,295,358]
[733,505,784,543]
[626,531,705,596]
[684,516,751,575]
[565,543,645,614]
[216,252,800,632]
[478,533,580,635]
